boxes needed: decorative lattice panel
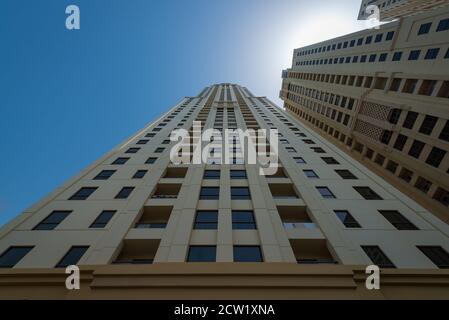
[354,120,384,141]
[359,101,391,121]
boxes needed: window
[125,147,140,154]
[231,187,251,200]
[439,121,449,142]
[365,36,372,44]
[187,246,216,262]
[294,157,307,164]
[393,134,408,151]
[69,187,98,200]
[233,246,263,262]
[286,147,297,153]
[0,247,33,268]
[34,211,71,230]
[322,157,339,165]
[199,187,220,200]
[361,246,395,268]
[115,187,135,199]
[230,170,247,179]
[146,157,157,164]
[436,18,449,32]
[426,147,446,168]
[408,140,425,158]
[403,112,418,129]
[316,187,336,199]
[203,170,220,180]
[418,246,449,269]
[386,31,394,40]
[354,187,383,200]
[335,170,358,180]
[375,33,383,42]
[94,170,116,180]
[379,53,388,62]
[434,187,449,206]
[408,50,421,60]
[311,147,326,154]
[232,211,256,230]
[419,116,438,135]
[56,246,89,268]
[162,140,170,145]
[334,210,361,228]
[112,157,129,165]
[388,109,402,124]
[137,139,149,145]
[90,210,116,228]
[425,48,440,60]
[386,160,399,174]
[392,52,402,61]
[379,210,418,230]
[418,22,432,35]
[302,170,319,179]
[194,211,218,230]
[133,170,148,179]
[154,148,165,153]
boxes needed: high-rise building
[1,84,449,299]
[281,5,449,224]
[358,0,449,21]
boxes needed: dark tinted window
[233,246,263,262]
[231,187,251,200]
[112,157,129,165]
[335,210,361,228]
[203,170,220,180]
[408,140,425,158]
[133,170,148,179]
[322,157,339,164]
[146,157,157,164]
[316,187,336,199]
[232,211,256,230]
[403,112,418,129]
[125,147,140,154]
[419,116,438,135]
[230,170,247,179]
[199,187,220,200]
[194,211,218,230]
[187,246,216,262]
[94,170,116,180]
[354,187,383,200]
[335,170,358,180]
[69,187,98,200]
[0,247,33,268]
[379,210,418,230]
[56,246,89,268]
[34,211,71,230]
[90,211,116,228]
[426,147,446,168]
[417,246,449,269]
[362,246,395,268]
[115,187,135,199]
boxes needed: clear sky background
[0,0,368,226]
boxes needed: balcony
[277,206,324,239]
[290,239,337,265]
[135,206,172,229]
[151,184,181,199]
[113,239,160,265]
[162,167,188,179]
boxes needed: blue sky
[0,0,367,226]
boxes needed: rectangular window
[379,53,388,62]
[408,140,425,158]
[334,210,361,228]
[354,187,383,200]
[203,170,220,180]
[125,147,140,154]
[392,52,402,61]
[231,187,251,200]
[34,211,71,230]
[154,148,165,153]
[0,247,34,268]
[112,157,129,165]
[439,121,449,142]
[426,147,446,168]
[133,170,148,179]
[417,246,449,269]
[94,170,116,180]
[418,22,432,35]
[146,157,157,164]
[408,50,421,60]
[375,33,383,42]
[69,187,98,200]
[90,210,116,228]
[115,187,135,199]
[194,211,218,230]
[187,246,216,262]
[232,211,256,230]
[199,187,220,200]
[294,157,307,164]
[233,246,263,262]
[386,31,394,40]
[379,210,418,230]
[230,170,247,179]
[303,170,319,179]
[361,246,395,268]
[393,134,408,151]
[335,170,358,180]
[56,246,89,268]
[425,48,440,60]
[311,147,326,154]
[436,18,449,32]
[316,187,336,199]
[322,157,339,165]
[403,112,418,129]
[419,116,438,135]
[137,139,149,145]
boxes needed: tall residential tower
[281,4,449,223]
[1,84,449,299]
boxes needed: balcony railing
[283,222,317,229]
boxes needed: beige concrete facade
[281,6,449,224]
[1,84,449,299]
[358,0,449,21]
